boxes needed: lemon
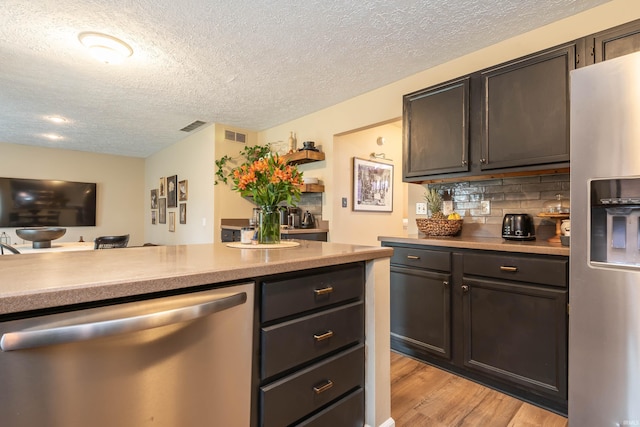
[448,213,461,220]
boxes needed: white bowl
[303,177,319,184]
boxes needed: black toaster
[502,214,536,240]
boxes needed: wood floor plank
[391,351,568,427]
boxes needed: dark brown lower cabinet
[256,263,365,427]
[383,242,569,415]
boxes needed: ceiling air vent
[225,129,247,143]
[180,120,207,132]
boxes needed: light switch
[342,197,348,208]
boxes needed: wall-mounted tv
[0,177,97,227]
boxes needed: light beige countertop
[379,234,569,256]
[0,241,392,316]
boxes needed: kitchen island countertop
[379,234,569,256]
[0,241,391,315]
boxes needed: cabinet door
[403,77,470,179]
[480,43,576,170]
[590,19,640,64]
[461,277,567,400]
[390,265,451,359]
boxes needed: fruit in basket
[448,212,461,220]
[424,188,446,219]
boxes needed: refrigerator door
[570,52,640,426]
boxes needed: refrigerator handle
[0,291,247,352]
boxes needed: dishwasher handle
[0,291,247,352]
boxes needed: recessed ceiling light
[45,115,68,124]
[78,32,133,64]
[41,133,64,141]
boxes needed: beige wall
[259,0,640,241]
[144,125,216,245]
[0,141,145,245]
[332,122,406,246]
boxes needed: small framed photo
[179,180,188,201]
[352,157,394,212]
[167,175,178,208]
[151,210,157,225]
[169,211,175,232]
[159,198,166,224]
[179,203,187,224]
[159,177,166,196]
[150,189,158,209]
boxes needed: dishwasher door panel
[0,282,254,427]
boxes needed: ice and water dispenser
[591,178,640,266]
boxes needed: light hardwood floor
[391,351,568,427]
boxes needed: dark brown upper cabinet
[403,77,470,180]
[588,19,640,64]
[479,42,579,171]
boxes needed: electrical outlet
[416,202,427,215]
[442,201,454,216]
[480,200,491,215]
[342,197,348,208]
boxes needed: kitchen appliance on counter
[569,51,640,426]
[300,210,315,229]
[0,283,254,427]
[287,207,301,228]
[501,213,535,240]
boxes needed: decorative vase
[258,206,281,245]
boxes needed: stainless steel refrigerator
[570,51,640,426]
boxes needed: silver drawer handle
[500,266,518,272]
[313,330,334,342]
[314,286,334,296]
[407,255,420,260]
[313,379,334,394]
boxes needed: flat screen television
[0,177,97,227]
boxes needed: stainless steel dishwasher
[0,282,254,427]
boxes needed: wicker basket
[416,218,463,236]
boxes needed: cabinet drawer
[261,263,364,322]
[261,344,364,427]
[295,388,364,427]
[463,252,567,287]
[389,246,451,272]
[261,301,363,379]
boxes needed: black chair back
[94,234,130,249]
[0,243,20,254]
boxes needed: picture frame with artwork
[167,175,177,208]
[352,157,393,212]
[150,189,158,209]
[151,211,157,224]
[179,179,188,201]
[159,198,166,224]
[169,212,175,232]
[180,203,187,224]
[159,177,166,197]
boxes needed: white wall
[259,0,640,238]
[332,122,406,246]
[0,141,145,245]
[144,125,216,245]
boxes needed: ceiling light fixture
[41,133,64,141]
[45,115,68,124]
[78,32,133,64]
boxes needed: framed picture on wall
[159,177,166,197]
[352,157,393,212]
[169,212,175,232]
[180,203,187,224]
[150,189,158,209]
[151,210,157,225]
[179,180,188,201]
[159,198,166,224]
[167,175,178,208]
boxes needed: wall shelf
[282,150,325,165]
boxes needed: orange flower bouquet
[230,154,303,244]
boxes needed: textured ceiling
[0,0,611,157]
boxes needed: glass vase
[258,206,281,245]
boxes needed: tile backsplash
[426,173,570,237]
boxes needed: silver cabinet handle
[461,285,469,293]
[500,266,518,272]
[313,379,334,394]
[314,286,334,296]
[313,330,334,342]
[0,291,247,352]
[407,255,420,260]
